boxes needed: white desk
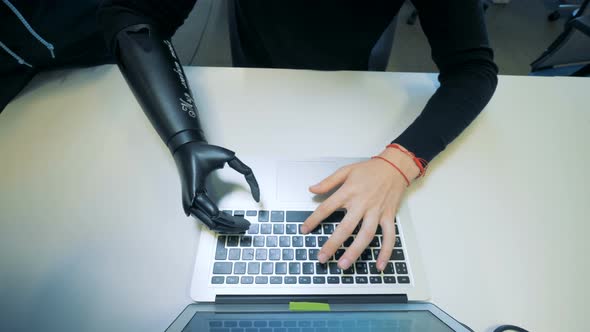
[0,66,588,332]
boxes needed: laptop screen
[183,310,455,332]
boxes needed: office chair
[547,0,585,21]
[368,16,398,71]
[531,0,590,76]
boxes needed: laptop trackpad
[276,161,339,203]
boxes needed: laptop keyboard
[207,318,413,331]
[211,210,411,286]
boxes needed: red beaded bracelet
[371,156,410,187]
[386,144,428,178]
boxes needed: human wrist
[378,147,420,181]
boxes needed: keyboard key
[211,276,224,284]
[240,236,252,247]
[322,224,334,234]
[305,237,316,247]
[355,262,368,274]
[327,276,340,284]
[222,210,232,216]
[253,236,265,247]
[241,276,254,284]
[325,211,345,223]
[369,237,380,247]
[258,210,269,222]
[318,236,328,247]
[392,249,405,261]
[282,249,294,260]
[376,225,382,235]
[248,262,260,274]
[296,249,307,260]
[343,265,355,274]
[242,248,254,260]
[273,224,284,234]
[396,224,399,234]
[269,249,281,260]
[329,262,341,274]
[229,248,241,260]
[261,224,272,234]
[313,276,326,284]
[373,249,381,259]
[213,262,232,275]
[384,276,396,284]
[253,321,267,328]
[311,226,322,234]
[255,276,268,284]
[384,262,395,274]
[270,276,282,284]
[286,211,312,222]
[292,236,304,247]
[315,262,328,274]
[355,276,368,284]
[217,236,227,248]
[335,249,345,260]
[234,210,245,216]
[262,262,273,274]
[353,223,362,234]
[269,321,282,328]
[309,249,319,260]
[227,236,239,247]
[298,276,311,284]
[303,262,314,274]
[275,262,287,274]
[398,276,410,284]
[395,262,408,274]
[279,236,290,247]
[234,262,246,274]
[289,262,301,274]
[255,249,267,260]
[285,276,297,284]
[360,249,372,261]
[224,321,238,328]
[271,211,285,222]
[227,276,239,284]
[369,262,379,274]
[370,276,383,284]
[342,276,354,284]
[215,248,228,260]
[344,237,354,247]
[395,237,402,247]
[286,224,298,234]
[247,223,259,234]
[246,210,257,217]
[266,236,278,247]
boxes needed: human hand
[173,142,260,233]
[301,147,420,271]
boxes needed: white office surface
[0,66,589,332]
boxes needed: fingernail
[377,261,386,271]
[318,253,327,263]
[301,225,309,234]
[339,258,351,270]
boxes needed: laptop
[167,158,471,331]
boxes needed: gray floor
[172,0,570,75]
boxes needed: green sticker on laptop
[289,302,331,312]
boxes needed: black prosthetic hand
[113,24,259,233]
[174,142,259,233]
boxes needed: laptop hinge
[216,294,408,304]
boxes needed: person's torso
[234,0,405,70]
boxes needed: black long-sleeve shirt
[99,0,498,162]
